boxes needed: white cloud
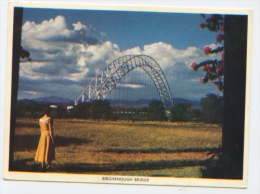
[20,15,217,100]
[21,16,110,83]
[117,83,145,89]
[22,15,73,41]
[122,42,203,70]
[204,43,219,49]
[19,61,52,80]
[72,21,87,31]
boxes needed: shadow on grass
[15,121,39,129]
[13,134,39,151]
[11,158,207,175]
[11,158,42,172]
[201,157,243,179]
[55,136,92,147]
[102,147,220,154]
[13,135,92,151]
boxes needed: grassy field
[12,118,222,178]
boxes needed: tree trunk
[9,7,23,170]
[222,15,248,179]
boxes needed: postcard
[3,2,252,188]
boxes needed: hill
[18,96,200,108]
[19,96,74,105]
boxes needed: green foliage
[72,100,113,119]
[200,93,224,124]
[171,104,190,122]
[16,100,69,119]
[16,100,44,118]
[147,100,167,121]
[169,94,224,123]
[192,14,225,91]
[89,100,113,119]
[51,105,67,118]
[72,102,90,118]
[189,108,203,122]
[16,96,223,124]
[20,46,31,61]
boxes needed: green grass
[12,118,222,177]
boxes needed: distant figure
[35,107,55,170]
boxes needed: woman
[35,107,55,170]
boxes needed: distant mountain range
[172,98,200,106]
[19,96,74,105]
[18,96,200,107]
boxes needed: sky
[18,7,223,102]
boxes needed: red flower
[216,67,224,75]
[220,24,224,32]
[219,61,224,69]
[216,67,223,76]
[191,62,198,71]
[196,14,224,92]
[214,80,223,91]
[203,64,212,72]
[221,53,224,59]
[216,33,224,43]
[200,76,208,83]
[204,47,212,55]
[199,23,206,29]
[216,83,223,91]
[208,74,217,80]
[202,65,208,71]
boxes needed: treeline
[15,100,113,120]
[15,93,223,124]
[170,93,223,124]
[15,99,167,121]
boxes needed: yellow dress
[35,116,55,163]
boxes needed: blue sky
[23,9,217,50]
[19,7,222,102]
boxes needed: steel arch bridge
[75,55,173,110]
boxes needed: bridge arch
[75,55,173,110]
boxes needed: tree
[147,100,167,121]
[73,102,91,118]
[199,15,247,179]
[89,100,112,120]
[16,100,44,118]
[171,104,190,122]
[189,108,203,122]
[221,15,247,179]
[191,14,224,91]
[200,93,224,124]
[51,105,67,119]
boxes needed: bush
[200,93,224,124]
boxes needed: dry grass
[12,118,222,177]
